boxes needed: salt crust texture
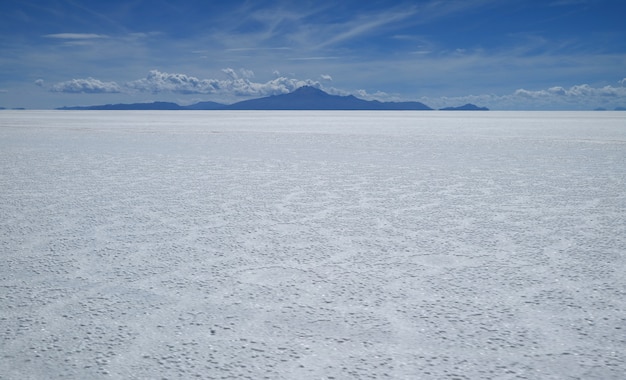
[1,111,625,379]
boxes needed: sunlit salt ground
[1,111,625,379]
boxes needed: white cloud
[221,68,239,81]
[42,33,111,47]
[221,68,261,81]
[287,56,339,61]
[48,69,325,98]
[34,79,44,87]
[619,78,626,86]
[354,89,390,100]
[126,70,221,94]
[320,74,333,82]
[513,84,625,100]
[51,78,121,93]
[125,69,322,98]
[420,82,626,110]
[239,69,255,79]
[43,33,108,39]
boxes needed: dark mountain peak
[184,101,226,110]
[440,103,489,111]
[225,87,432,110]
[291,86,327,96]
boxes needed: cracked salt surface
[1,110,625,379]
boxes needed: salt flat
[1,111,625,379]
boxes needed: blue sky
[1,0,625,109]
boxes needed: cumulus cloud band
[48,70,626,109]
[514,84,624,99]
[125,69,321,97]
[49,69,323,98]
[51,78,121,93]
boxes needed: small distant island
[56,86,488,111]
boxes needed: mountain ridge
[58,101,184,110]
[222,86,432,110]
[440,103,489,111]
[56,86,488,111]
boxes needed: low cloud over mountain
[58,86,433,111]
[46,69,626,110]
[125,70,323,98]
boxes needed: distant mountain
[184,101,227,110]
[615,106,626,111]
[59,101,226,110]
[440,103,489,111]
[224,86,432,110]
[59,101,184,110]
[56,86,432,111]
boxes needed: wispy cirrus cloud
[43,33,109,39]
[313,6,418,49]
[320,74,333,81]
[287,56,339,61]
[42,33,111,47]
[207,1,474,58]
[225,47,291,52]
